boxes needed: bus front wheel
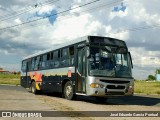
[63,81,75,100]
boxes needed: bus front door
[76,48,86,93]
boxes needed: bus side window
[41,54,47,69]
[61,48,69,67]
[53,50,60,68]
[46,53,50,68]
[50,52,54,68]
[27,60,32,71]
[34,56,40,70]
[21,60,27,72]
[31,58,35,71]
[69,46,74,66]
[41,53,51,69]
[39,56,43,69]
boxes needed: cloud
[21,4,58,25]
[0,0,28,7]
[14,18,22,24]
[36,9,57,25]
[0,0,160,79]
[133,65,156,80]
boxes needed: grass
[0,73,20,85]
[134,80,160,95]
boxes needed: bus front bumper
[86,85,134,97]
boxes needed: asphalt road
[0,85,71,120]
[0,85,159,107]
[0,85,159,120]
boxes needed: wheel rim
[66,85,72,97]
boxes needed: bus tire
[63,81,75,100]
[31,81,39,94]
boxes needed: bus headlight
[129,85,133,89]
[129,81,134,89]
[90,83,104,88]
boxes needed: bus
[21,36,134,101]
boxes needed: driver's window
[115,54,122,65]
[122,54,128,66]
[115,54,128,67]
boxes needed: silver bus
[21,36,134,101]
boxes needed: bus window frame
[53,49,61,68]
[61,47,69,67]
[21,60,27,72]
[22,43,82,72]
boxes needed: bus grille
[105,92,125,95]
[106,85,125,89]
[100,80,130,84]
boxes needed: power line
[0,2,38,19]
[1,0,159,41]
[108,23,160,35]
[0,0,100,31]
[17,0,124,31]
[0,0,124,45]
[12,0,160,34]
[0,0,59,22]
[0,0,123,31]
[0,1,38,18]
[1,0,125,33]
[0,0,124,34]
[0,0,58,19]
[1,0,159,38]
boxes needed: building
[0,68,9,74]
[156,69,160,81]
[156,74,160,81]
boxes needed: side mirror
[86,47,90,58]
[129,52,133,68]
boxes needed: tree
[156,69,160,74]
[147,75,156,81]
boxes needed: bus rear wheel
[63,81,75,100]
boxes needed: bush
[147,75,156,81]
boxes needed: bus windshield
[88,46,132,78]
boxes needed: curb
[134,93,160,97]
[0,84,20,86]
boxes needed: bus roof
[22,35,126,60]
[23,36,88,60]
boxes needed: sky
[0,0,160,80]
